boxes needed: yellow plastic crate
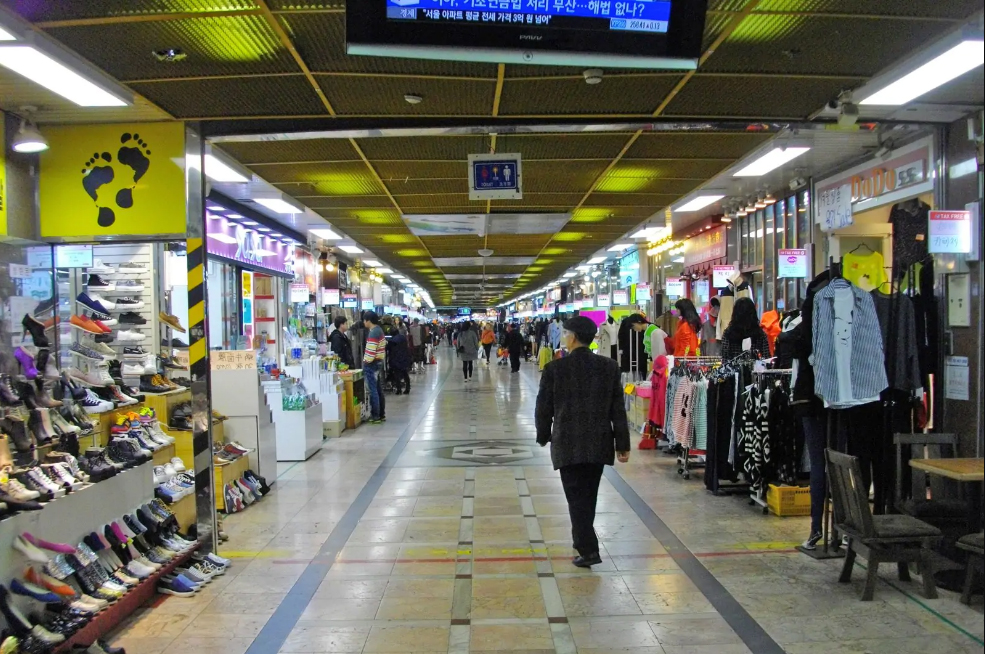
[766,484,811,517]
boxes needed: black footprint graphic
[81,152,117,227]
[116,133,152,210]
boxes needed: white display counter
[284,357,346,435]
[211,367,277,482]
[262,380,323,461]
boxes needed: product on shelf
[158,312,186,333]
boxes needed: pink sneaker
[22,532,76,555]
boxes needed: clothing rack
[748,369,794,513]
[667,356,722,480]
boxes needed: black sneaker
[162,338,188,349]
[801,532,823,551]
[123,347,147,360]
[34,297,57,315]
[86,274,114,291]
[159,355,184,370]
[139,375,171,394]
[115,297,144,310]
[119,312,148,325]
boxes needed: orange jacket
[761,310,781,356]
[480,329,496,345]
[673,321,700,357]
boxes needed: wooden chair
[894,433,969,525]
[826,449,942,601]
[957,532,983,606]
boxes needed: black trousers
[509,352,521,372]
[559,463,604,556]
[483,343,493,361]
[392,369,411,394]
[462,360,474,379]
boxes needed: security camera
[838,102,859,127]
[583,69,603,85]
[788,177,806,190]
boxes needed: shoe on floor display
[70,315,104,335]
[122,346,148,359]
[140,375,171,394]
[80,390,114,414]
[21,314,50,348]
[122,363,145,377]
[87,293,116,310]
[158,312,186,333]
[70,342,105,362]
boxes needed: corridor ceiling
[3,0,983,306]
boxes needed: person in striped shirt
[363,311,386,424]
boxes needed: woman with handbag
[457,321,480,383]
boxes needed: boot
[14,347,39,380]
[1,416,33,453]
[22,314,50,348]
[0,375,22,405]
[35,349,58,382]
[34,381,62,409]
[0,433,12,469]
[28,410,51,446]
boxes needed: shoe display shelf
[0,461,184,651]
[261,380,323,462]
[167,419,224,476]
[170,492,197,532]
[210,366,277,482]
[282,357,346,438]
[214,455,251,513]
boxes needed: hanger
[848,242,875,255]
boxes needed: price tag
[210,350,257,371]
[664,278,685,297]
[928,210,972,254]
[818,183,853,231]
[613,290,628,304]
[597,294,611,308]
[54,244,94,268]
[9,263,31,279]
[777,249,810,278]
[713,266,736,288]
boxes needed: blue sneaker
[75,293,111,319]
[10,579,63,603]
[157,577,196,597]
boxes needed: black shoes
[119,312,147,325]
[139,375,171,394]
[572,553,603,568]
[22,314,50,347]
[170,402,192,431]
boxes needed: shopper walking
[457,320,480,382]
[504,323,525,373]
[672,298,702,357]
[327,316,355,369]
[362,311,386,423]
[480,323,496,364]
[386,330,412,394]
[535,316,630,568]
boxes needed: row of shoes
[153,457,196,504]
[85,273,144,293]
[157,551,229,598]
[213,441,254,466]
[223,470,270,514]
[137,374,186,394]
[2,498,199,652]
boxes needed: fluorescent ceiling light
[242,220,258,226]
[675,195,725,212]
[588,257,607,264]
[733,147,810,177]
[204,154,248,183]
[378,268,394,274]
[632,227,663,238]
[207,233,238,244]
[949,157,978,180]
[339,245,364,254]
[309,228,342,240]
[0,26,16,41]
[226,214,243,220]
[576,265,590,271]
[256,227,271,233]
[607,244,632,252]
[861,40,985,105]
[563,272,577,278]
[0,45,128,106]
[363,259,383,267]
[255,197,302,214]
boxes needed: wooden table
[909,458,984,482]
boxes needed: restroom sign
[468,153,522,201]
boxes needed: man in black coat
[504,323,525,373]
[535,316,631,567]
[328,316,355,369]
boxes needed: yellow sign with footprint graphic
[39,122,186,239]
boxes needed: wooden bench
[957,532,983,606]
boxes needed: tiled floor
[111,353,983,653]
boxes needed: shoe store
[1,118,269,650]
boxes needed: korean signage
[597,294,611,307]
[928,210,972,254]
[683,226,727,267]
[211,350,257,371]
[342,293,357,308]
[613,290,628,305]
[815,136,934,227]
[777,249,810,278]
[290,283,310,303]
[665,277,685,296]
[323,288,340,306]
[361,299,375,311]
[713,265,736,288]
[54,244,93,268]
[468,153,522,201]
[206,214,295,277]
[636,282,651,301]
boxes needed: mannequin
[599,316,620,360]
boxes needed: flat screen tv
[347,0,708,69]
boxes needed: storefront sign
[817,184,853,231]
[928,210,972,254]
[636,283,651,301]
[613,290,628,305]
[323,288,340,306]
[665,277,685,297]
[342,293,357,308]
[25,247,53,269]
[597,294,611,308]
[207,214,295,276]
[54,244,93,268]
[361,299,375,311]
[211,350,257,371]
[619,250,640,286]
[40,122,186,238]
[683,227,727,267]
[815,136,934,225]
[777,248,810,278]
[290,283,310,303]
[713,265,736,288]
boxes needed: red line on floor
[268,549,798,565]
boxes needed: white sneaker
[117,330,146,343]
[88,293,116,310]
[93,342,117,357]
[121,363,144,376]
[93,364,115,385]
[89,259,115,275]
[143,354,158,375]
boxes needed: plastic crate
[766,484,811,517]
